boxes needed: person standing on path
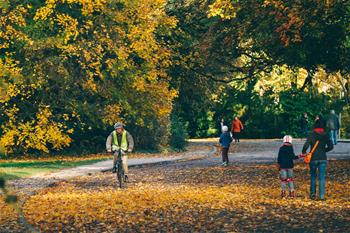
[219,125,232,166]
[302,119,333,201]
[231,117,244,143]
[326,110,340,145]
[106,122,134,180]
[300,112,309,138]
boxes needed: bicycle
[114,148,126,188]
[115,149,125,188]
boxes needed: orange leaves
[0,197,17,225]
[1,159,350,231]
[17,162,349,231]
[263,0,304,46]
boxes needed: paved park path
[8,140,217,193]
[227,139,349,163]
[8,138,349,193]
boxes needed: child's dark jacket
[277,143,299,169]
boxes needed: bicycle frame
[115,149,125,188]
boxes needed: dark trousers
[222,147,229,163]
[234,132,240,142]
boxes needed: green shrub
[170,116,188,151]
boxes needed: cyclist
[106,122,134,181]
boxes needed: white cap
[283,135,292,144]
[222,125,228,132]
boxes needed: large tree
[0,0,177,154]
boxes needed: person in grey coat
[326,110,340,145]
[106,122,134,180]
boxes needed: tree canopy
[0,0,349,155]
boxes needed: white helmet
[283,135,292,144]
[114,122,124,129]
[222,125,228,132]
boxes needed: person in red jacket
[231,117,244,143]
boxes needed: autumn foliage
[0,0,177,154]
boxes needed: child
[219,125,233,166]
[277,135,303,198]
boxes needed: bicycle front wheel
[117,162,124,188]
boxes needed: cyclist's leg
[111,152,118,173]
[122,155,128,175]
[113,151,118,167]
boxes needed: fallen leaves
[1,159,349,232]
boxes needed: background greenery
[0,0,349,157]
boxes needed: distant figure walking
[326,110,340,145]
[219,126,232,166]
[231,117,244,143]
[299,112,309,138]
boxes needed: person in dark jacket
[219,125,233,166]
[277,135,304,198]
[302,119,333,200]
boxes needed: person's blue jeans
[310,160,327,199]
[330,129,338,145]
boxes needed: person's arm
[336,116,340,130]
[106,133,112,152]
[219,134,223,144]
[126,131,134,152]
[291,147,299,160]
[240,120,244,130]
[325,135,334,152]
[302,135,311,154]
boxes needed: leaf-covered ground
[1,155,349,232]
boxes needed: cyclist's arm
[106,133,113,152]
[126,131,134,152]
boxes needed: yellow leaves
[0,107,72,153]
[82,76,98,92]
[34,0,106,21]
[1,0,178,153]
[34,0,56,21]
[208,0,238,19]
[0,5,28,47]
[102,104,123,126]
[56,13,79,43]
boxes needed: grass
[0,158,109,180]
